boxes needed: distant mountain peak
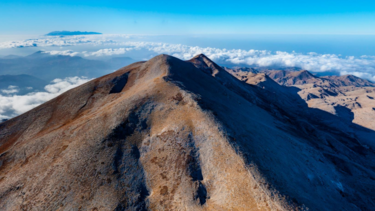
[341,74,360,80]
[25,50,52,58]
[45,31,102,36]
[298,69,314,76]
[325,74,375,87]
[294,69,318,80]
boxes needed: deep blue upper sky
[1,0,375,35]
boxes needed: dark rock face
[306,93,319,101]
[110,72,130,94]
[334,105,354,122]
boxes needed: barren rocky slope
[227,68,375,131]
[1,54,375,210]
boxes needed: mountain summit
[1,54,375,210]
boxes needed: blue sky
[1,0,375,35]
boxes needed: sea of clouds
[0,77,90,120]
[3,35,372,80]
[44,42,375,81]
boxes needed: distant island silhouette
[45,31,102,36]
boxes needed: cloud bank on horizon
[1,35,375,81]
[0,77,90,120]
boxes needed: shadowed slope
[235,68,375,131]
[0,54,375,211]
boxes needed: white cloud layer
[45,50,79,57]
[0,34,129,48]
[83,47,134,57]
[0,77,90,120]
[124,42,375,81]
[1,85,19,94]
[1,35,375,81]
